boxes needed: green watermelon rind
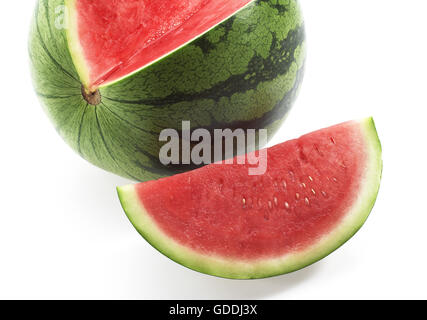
[29,0,306,182]
[117,118,382,279]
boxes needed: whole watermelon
[29,0,305,181]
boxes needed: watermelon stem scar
[118,118,383,279]
[80,85,101,106]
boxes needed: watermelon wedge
[117,118,382,279]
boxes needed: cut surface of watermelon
[118,118,382,279]
[65,0,254,89]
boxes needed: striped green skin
[29,0,306,181]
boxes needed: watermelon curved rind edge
[117,117,382,279]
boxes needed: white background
[0,0,426,299]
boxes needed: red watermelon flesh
[67,0,253,89]
[117,118,382,279]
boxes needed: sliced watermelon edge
[117,118,382,279]
[64,0,257,90]
[64,0,90,88]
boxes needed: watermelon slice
[117,118,382,279]
[65,0,254,90]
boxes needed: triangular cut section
[66,0,254,89]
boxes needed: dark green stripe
[94,107,142,181]
[102,25,304,107]
[36,92,80,99]
[100,101,158,135]
[77,103,88,155]
[98,102,177,176]
[192,16,236,55]
[145,61,305,176]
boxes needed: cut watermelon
[117,118,382,279]
[30,0,305,181]
[66,0,254,90]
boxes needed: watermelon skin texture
[29,0,306,181]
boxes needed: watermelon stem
[81,85,101,106]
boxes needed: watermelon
[117,118,382,279]
[29,0,306,181]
